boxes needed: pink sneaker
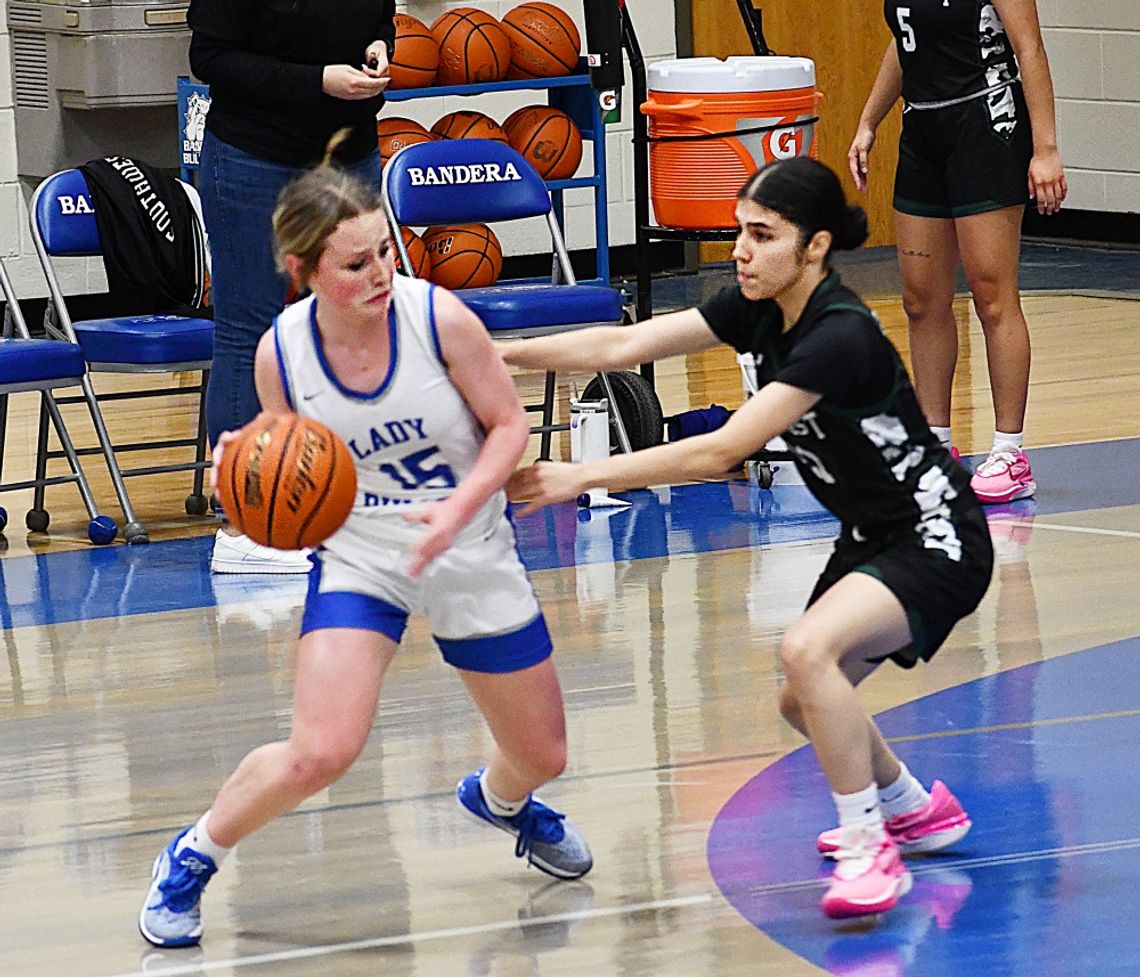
[817,780,972,857]
[969,449,1036,504]
[821,830,912,919]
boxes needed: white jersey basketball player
[140,161,591,952]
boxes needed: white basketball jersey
[273,275,504,533]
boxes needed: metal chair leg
[0,393,8,480]
[193,368,209,498]
[44,391,100,520]
[539,371,557,461]
[32,397,51,512]
[79,374,149,543]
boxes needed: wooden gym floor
[1,262,1139,977]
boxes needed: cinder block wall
[1040,0,1140,213]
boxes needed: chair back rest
[382,139,551,227]
[33,169,101,257]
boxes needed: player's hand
[404,504,466,578]
[507,461,587,517]
[210,428,245,494]
[1028,148,1066,216]
[847,123,877,193]
[363,41,390,79]
[322,64,389,100]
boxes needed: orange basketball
[423,224,503,289]
[389,13,440,89]
[430,7,511,86]
[502,2,581,79]
[507,105,583,179]
[503,104,543,143]
[377,117,435,167]
[396,226,429,278]
[216,414,356,550]
[431,110,509,143]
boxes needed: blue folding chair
[30,168,214,544]
[382,139,660,460]
[0,257,119,543]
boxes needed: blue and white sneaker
[138,828,217,947]
[457,770,593,880]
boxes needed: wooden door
[689,0,901,253]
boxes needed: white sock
[480,770,528,818]
[878,763,932,820]
[992,430,1023,455]
[930,426,952,449]
[174,810,231,866]
[832,783,884,835]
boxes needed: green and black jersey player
[502,157,993,921]
[888,0,1033,218]
[848,0,1067,506]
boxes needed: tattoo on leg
[900,249,932,258]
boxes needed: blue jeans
[199,131,381,447]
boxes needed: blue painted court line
[707,637,1140,977]
[0,437,1137,629]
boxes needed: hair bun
[835,204,869,251]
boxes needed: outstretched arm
[498,307,721,372]
[509,382,820,515]
[994,0,1066,215]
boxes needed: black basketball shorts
[807,506,994,668]
[894,83,1033,219]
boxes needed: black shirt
[189,0,396,167]
[885,0,1017,104]
[699,273,974,537]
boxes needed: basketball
[377,117,435,167]
[389,13,440,89]
[507,105,583,179]
[502,2,581,79]
[430,7,512,86]
[396,226,429,278]
[216,414,356,551]
[502,104,544,143]
[424,224,503,289]
[431,110,509,143]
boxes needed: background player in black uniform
[847,0,1066,504]
[502,157,994,921]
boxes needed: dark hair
[738,157,868,255]
[272,129,384,286]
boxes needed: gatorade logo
[406,162,522,186]
[769,125,802,160]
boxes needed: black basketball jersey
[885,0,1018,105]
[699,274,976,547]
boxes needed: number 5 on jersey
[379,446,458,491]
[897,6,916,51]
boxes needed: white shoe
[209,530,312,575]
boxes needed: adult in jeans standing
[189,0,395,572]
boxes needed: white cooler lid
[647,56,815,94]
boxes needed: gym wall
[0,1,1136,300]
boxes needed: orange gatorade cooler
[642,56,821,229]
